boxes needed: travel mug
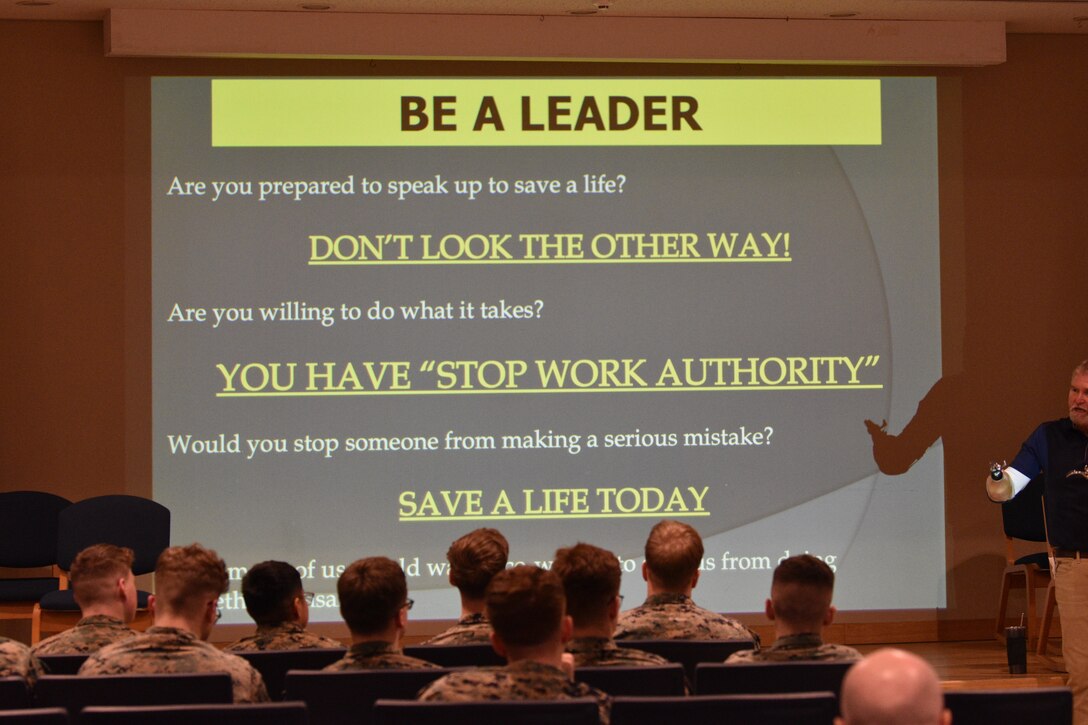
[1006,625,1027,674]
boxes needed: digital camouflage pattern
[323,640,440,671]
[0,636,44,686]
[224,622,342,652]
[613,593,760,644]
[78,626,269,703]
[565,637,671,668]
[32,615,137,656]
[725,632,861,663]
[422,613,492,645]
[417,659,611,724]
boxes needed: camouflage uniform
[0,636,45,686]
[32,615,137,656]
[423,613,492,645]
[223,622,342,652]
[78,625,269,703]
[323,640,440,671]
[725,633,861,663]
[565,637,670,668]
[418,659,611,724]
[613,593,760,645]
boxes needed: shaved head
[838,648,950,725]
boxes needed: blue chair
[284,668,453,725]
[0,492,71,633]
[614,639,756,682]
[33,673,232,717]
[402,644,503,667]
[945,687,1072,725]
[33,495,170,643]
[0,676,31,710]
[574,664,686,696]
[236,648,345,700]
[695,660,852,699]
[79,702,309,724]
[611,693,837,725]
[373,697,602,725]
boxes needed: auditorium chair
[0,709,69,725]
[78,702,309,724]
[995,475,1052,649]
[944,687,1072,725]
[236,647,345,700]
[610,692,838,725]
[402,643,504,667]
[694,660,852,700]
[372,697,602,725]
[33,673,232,717]
[0,678,30,711]
[0,491,71,633]
[36,654,88,676]
[613,639,756,681]
[283,667,453,725]
[33,495,170,643]
[574,664,686,696]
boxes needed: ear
[397,605,408,630]
[608,595,621,622]
[641,562,649,582]
[148,594,157,617]
[490,630,508,660]
[691,569,700,589]
[559,614,573,644]
[764,598,776,621]
[824,604,837,626]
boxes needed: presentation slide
[151,77,945,623]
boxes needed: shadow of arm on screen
[864,375,955,475]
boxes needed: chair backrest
[56,496,170,574]
[574,664,686,696]
[944,687,1073,725]
[1001,474,1047,544]
[611,693,838,725]
[402,644,503,667]
[0,708,70,724]
[0,492,71,568]
[372,697,602,725]
[33,673,233,716]
[614,639,756,681]
[38,654,89,676]
[236,648,346,700]
[283,668,454,725]
[78,702,310,725]
[694,660,853,698]
[0,676,30,710]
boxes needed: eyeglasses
[303,591,315,605]
[215,605,223,622]
[403,598,415,611]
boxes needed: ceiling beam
[106,10,1006,66]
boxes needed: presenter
[986,359,1088,724]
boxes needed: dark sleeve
[1009,423,1049,480]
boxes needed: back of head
[337,556,407,636]
[840,648,947,725]
[154,543,229,617]
[70,544,134,609]
[645,520,703,590]
[552,543,620,627]
[241,560,303,627]
[447,528,509,599]
[486,565,565,648]
[771,554,834,629]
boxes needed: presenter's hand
[985,471,1013,502]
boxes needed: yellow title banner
[211,78,882,147]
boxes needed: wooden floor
[857,639,1069,690]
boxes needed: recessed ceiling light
[826,11,858,18]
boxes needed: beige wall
[1,21,1085,638]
